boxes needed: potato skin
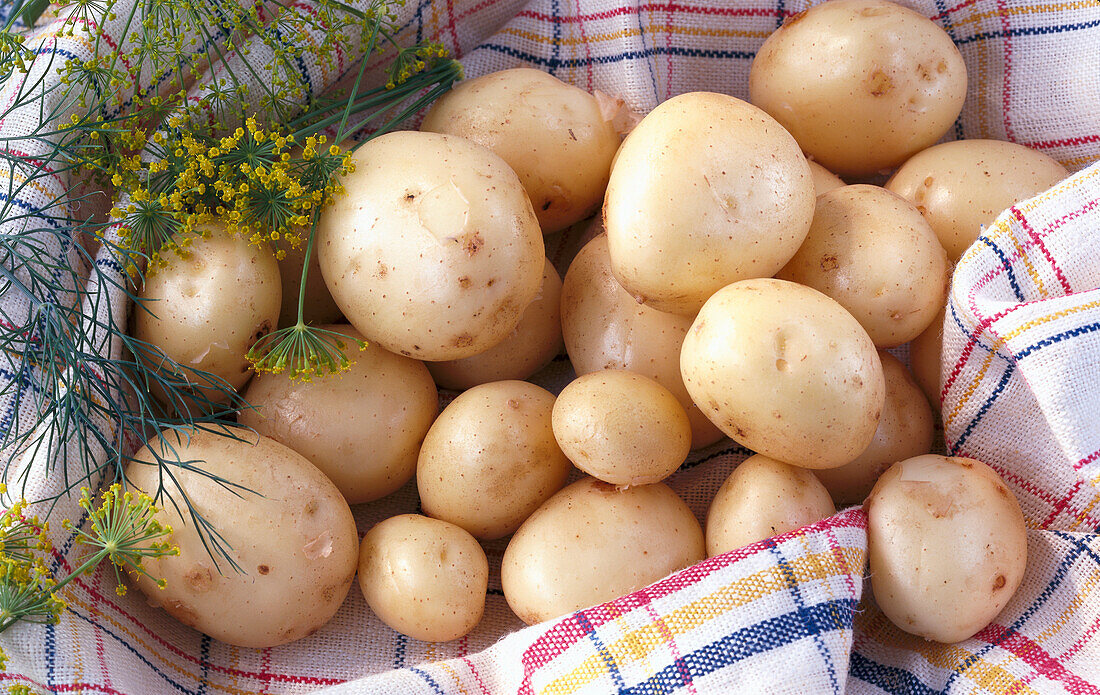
[316,131,543,361]
[749,0,967,176]
[239,325,438,504]
[867,454,1028,643]
[126,428,358,648]
[809,160,845,197]
[421,68,620,234]
[910,305,946,413]
[604,91,815,315]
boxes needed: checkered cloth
[1,1,1098,693]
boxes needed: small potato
[316,131,543,361]
[417,381,571,539]
[427,258,562,390]
[127,427,358,648]
[681,278,884,469]
[886,139,1069,261]
[706,454,835,556]
[561,234,725,449]
[275,238,342,328]
[809,160,845,197]
[910,305,946,412]
[604,91,815,315]
[552,370,690,486]
[815,352,934,505]
[776,185,950,347]
[749,0,967,175]
[239,325,438,504]
[502,478,704,624]
[358,514,488,642]
[867,454,1027,643]
[421,68,620,234]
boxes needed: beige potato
[776,185,950,347]
[502,478,705,624]
[815,352,934,505]
[133,223,280,402]
[552,370,690,486]
[427,258,562,390]
[706,454,835,556]
[358,514,487,642]
[421,68,620,234]
[910,305,946,412]
[276,237,342,328]
[316,131,543,361]
[239,325,438,504]
[417,381,571,539]
[886,139,1069,260]
[604,91,815,315]
[561,234,725,449]
[681,278,884,469]
[867,454,1028,643]
[749,0,967,176]
[809,160,845,197]
[126,427,358,648]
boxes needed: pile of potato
[126,0,1068,651]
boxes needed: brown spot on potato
[463,232,484,256]
[993,574,1006,590]
[541,200,552,211]
[458,276,471,289]
[254,319,272,343]
[184,566,215,593]
[507,399,521,410]
[376,262,387,279]
[821,254,839,271]
[258,564,270,575]
[453,333,474,348]
[867,70,893,97]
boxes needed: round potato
[421,68,620,234]
[814,352,934,505]
[552,370,690,486]
[427,258,562,390]
[133,222,280,403]
[502,478,705,624]
[561,234,725,449]
[604,91,815,315]
[809,160,845,197]
[126,427,358,648]
[776,185,950,347]
[749,0,967,176]
[681,278,884,469]
[316,131,543,361]
[886,139,1069,260]
[239,325,438,504]
[867,454,1028,643]
[275,237,342,328]
[706,454,835,556]
[417,381,571,539]
[910,305,946,412]
[358,514,487,642]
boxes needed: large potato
[681,278,884,469]
[316,131,543,361]
[604,91,815,315]
[867,454,1028,643]
[239,325,438,504]
[809,160,845,197]
[814,352,934,505]
[426,258,562,390]
[886,139,1069,260]
[417,381,571,539]
[749,0,966,176]
[776,185,950,347]
[421,68,620,234]
[910,305,946,412]
[126,427,358,648]
[561,234,725,449]
[501,478,705,624]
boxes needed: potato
[276,237,342,328]
[552,370,690,486]
[421,68,620,234]
[426,258,562,390]
[316,131,543,361]
[501,478,704,624]
[749,0,967,176]
[358,514,487,642]
[910,305,946,412]
[561,234,725,449]
[604,91,815,315]
[133,222,280,402]
[809,160,845,197]
[886,139,1069,260]
[814,352,934,505]
[417,380,571,539]
[776,185,950,347]
[706,454,835,556]
[126,427,358,648]
[239,325,438,504]
[681,278,884,469]
[867,454,1028,643]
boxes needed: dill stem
[294,212,322,328]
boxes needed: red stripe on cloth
[1011,207,1072,295]
[461,656,491,695]
[997,0,1015,141]
[1075,448,1100,470]
[1026,134,1100,150]
[1063,612,1100,660]
[517,2,779,25]
[574,0,596,92]
[0,675,128,695]
[930,0,981,20]
[978,623,1100,695]
[1040,478,1083,528]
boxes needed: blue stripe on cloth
[955,18,1100,45]
[1014,321,1100,361]
[409,667,446,695]
[480,44,755,69]
[0,190,62,229]
[949,360,1014,454]
[576,607,627,690]
[948,303,1013,364]
[631,1,660,102]
[394,633,407,669]
[196,635,211,695]
[978,236,1026,302]
[849,652,940,695]
[550,0,562,78]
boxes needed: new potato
[910,305,946,412]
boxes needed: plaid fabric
[0,1,1098,693]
